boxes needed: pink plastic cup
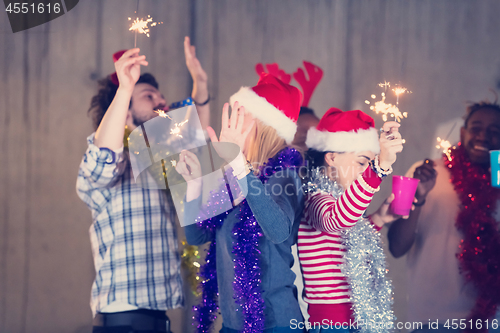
[391,175,420,216]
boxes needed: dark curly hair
[88,73,159,131]
[299,106,316,116]
[305,149,329,168]
[464,94,500,129]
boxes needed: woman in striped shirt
[298,108,405,332]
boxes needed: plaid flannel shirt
[76,133,183,316]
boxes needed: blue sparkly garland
[193,147,303,333]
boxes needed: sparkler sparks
[365,82,410,122]
[155,109,172,119]
[436,137,454,161]
[392,86,412,105]
[155,109,190,138]
[170,119,189,138]
[368,92,408,122]
[171,160,177,167]
[128,15,163,38]
[378,81,391,90]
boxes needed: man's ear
[325,152,336,167]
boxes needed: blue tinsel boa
[193,147,303,333]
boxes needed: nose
[475,129,487,141]
[156,96,167,110]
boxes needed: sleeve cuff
[359,167,382,192]
[184,194,204,225]
[367,215,383,231]
[87,133,124,165]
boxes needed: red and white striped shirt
[297,167,382,324]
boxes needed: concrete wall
[1,1,500,332]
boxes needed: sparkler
[154,109,172,119]
[155,109,189,138]
[378,81,390,90]
[435,121,458,161]
[128,15,163,47]
[170,120,189,138]
[365,82,411,123]
[436,137,453,161]
[392,86,411,105]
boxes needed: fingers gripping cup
[490,150,500,188]
[391,176,420,216]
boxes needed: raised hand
[207,102,255,162]
[114,48,148,91]
[413,159,437,200]
[379,121,404,170]
[184,36,208,84]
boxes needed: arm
[308,120,403,233]
[183,195,216,245]
[94,48,148,150]
[388,159,437,258]
[184,37,210,131]
[76,134,127,213]
[368,193,414,228]
[241,169,303,244]
[306,167,382,233]
[175,150,214,245]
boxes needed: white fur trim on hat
[306,127,380,154]
[229,87,297,143]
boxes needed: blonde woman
[177,75,306,333]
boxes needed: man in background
[388,101,500,332]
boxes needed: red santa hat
[306,107,380,154]
[229,73,302,143]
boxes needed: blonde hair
[245,120,288,172]
[245,120,306,174]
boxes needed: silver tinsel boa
[305,168,396,333]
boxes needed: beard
[132,112,157,127]
[132,114,144,127]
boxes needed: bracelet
[413,198,426,207]
[370,155,393,179]
[193,94,210,106]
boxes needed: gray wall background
[1,1,500,332]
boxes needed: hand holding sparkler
[378,121,404,170]
[114,48,148,91]
[175,149,203,202]
[176,150,202,181]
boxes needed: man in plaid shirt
[76,37,210,333]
